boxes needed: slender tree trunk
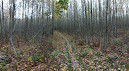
[1,0,5,43]
[24,0,29,42]
[8,0,17,56]
[74,0,77,38]
[114,0,117,38]
[51,0,55,35]
[98,0,102,36]
[0,10,1,39]
[90,0,93,37]
[41,0,45,37]
[126,5,128,32]
[104,0,109,49]
[81,0,84,38]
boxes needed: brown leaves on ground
[1,31,129,71]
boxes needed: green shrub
[0,62,7,71]
[51,50,61,56]
[32,52,44,62]
[84,48,94,55]
[112,38,120,44]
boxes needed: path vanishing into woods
[53,31,83,71]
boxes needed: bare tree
[51,0,55,35]
[104,0,109,48]
[8,0,17,56]
[1,0,5,42]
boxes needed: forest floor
[0,31,129,71]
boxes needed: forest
[0,0,129,71]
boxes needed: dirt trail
[55,31,83,71]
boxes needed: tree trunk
[51,0,55,35]
[104,0,109,49]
